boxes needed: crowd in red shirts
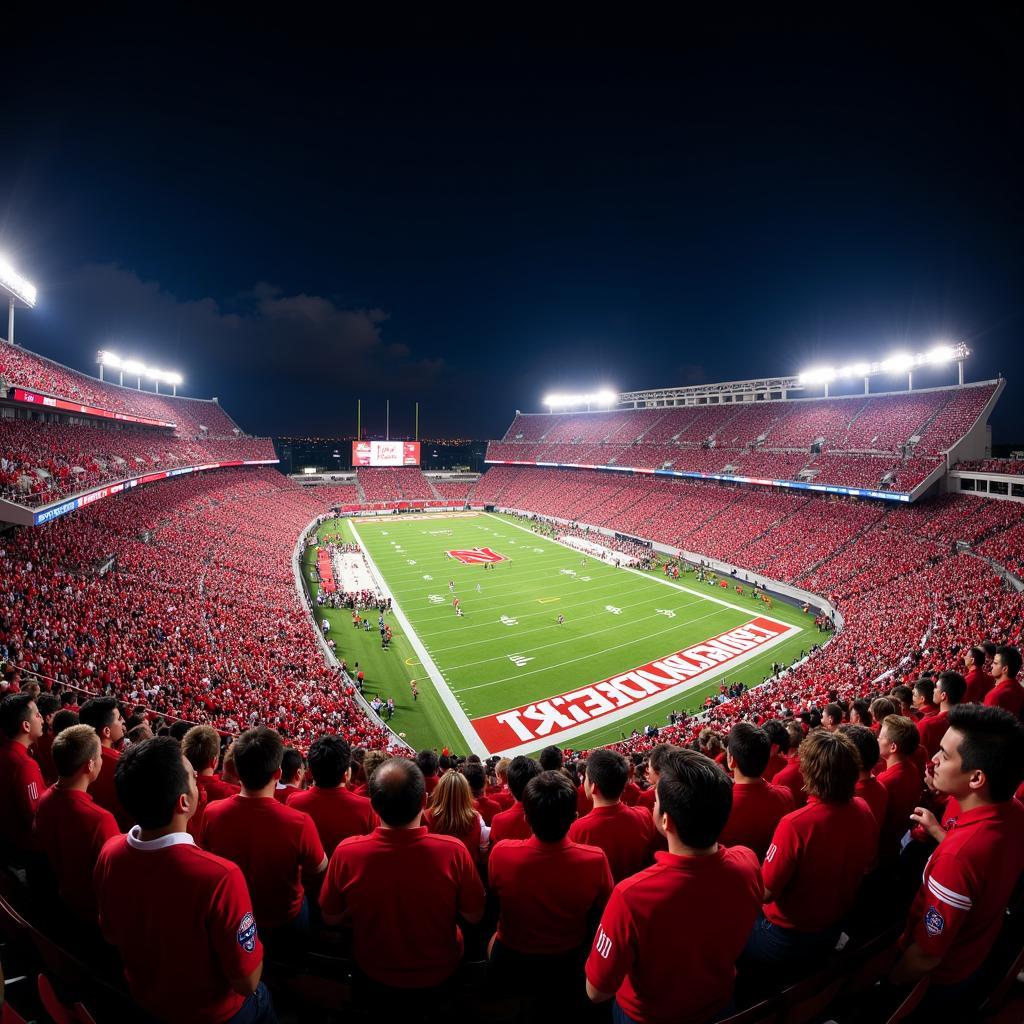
[485,385,995,488]
[2,674,1021,1023]
[356,467,437,501]
[0,417,275,505]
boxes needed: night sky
[1,12,1020,441]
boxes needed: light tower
[0,254,38,346]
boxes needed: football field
[305,512,813,756]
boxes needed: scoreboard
[352,441,421,467]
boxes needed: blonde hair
[428,771,477,836]
[495,757,511,783]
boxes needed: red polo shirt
[983,676,1024,718]
[200,795,325,929]
[719,780,795,861]
[89,746,132,831]
[877,759,923,861]
[577,784,594,817]
[0,739,45,852]
[424,808,485,867]
[473,794,501,826]
[197,773,240,803]
[34,786,118,922]
[586,846,763,1024]
[917,710,950,760]
[963,667,994,704]
[763,796,877,933]
[490,785,514,811]
[635,786,656,811]
[287,785,377,855]
[32,733,57,786]
[621,781,642,806]
[320,826,485,988]
[764,752,787,782]
[488,836,613,954]
[772,755,805,808]
[94,830,262,1024]
[274,783,301,804]
[569,802,656,883]
[854,775,889,828]
[489,801,532,844]
[902,799,1024,984]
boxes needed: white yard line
[349,521,489,756]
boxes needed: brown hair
[362,749,389,783]
[52,724,101,779]
[881,714,920,756]
[182,725,221,772]
[870,696,899,722]
[427,770,477,837]
[799,729,859,803]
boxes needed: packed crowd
[0,417,276,505]
[0,342,243,437]
[1,666,1021,1023]
[356,467,438,502]
[0,468,395,752]
[957,458,1024,476]
[488,384,996,490]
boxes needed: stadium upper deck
[486,380,1000,501]
[0,341,277,524]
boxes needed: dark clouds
[25,263,445,436]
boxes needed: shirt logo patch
[27,782,38,802]
[924,907,944,937]
[237,912,257,953]
[765,843,777,863]
[595,926,612,959]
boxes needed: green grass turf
[302,512,815,755]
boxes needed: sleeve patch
[237,912,257,953]
[594,925,613,959]
[765,843,777,863]
[924,906,944,937]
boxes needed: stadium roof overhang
[617,376,805,407]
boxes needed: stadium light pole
[0,254,38,347]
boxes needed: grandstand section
[1,340,278,526]
[488,380,1001,501]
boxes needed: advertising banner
[352,441,421,467]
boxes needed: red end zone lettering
[471,616,792,752]
[446,547,506,564]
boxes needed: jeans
[742,912,839,968]
[226,982,278,1024]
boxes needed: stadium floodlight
[543,389,619,410]
[121,358,146,376]
[880,352,915,374]
[98,350,122,369]
[0,253,37,347]
[796,367,836,385]
[0,254,37,308]
[798,343,971,392]
[926,344,956,364]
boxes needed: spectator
[917,672,967,759]
[94,737,273,1024]
[489,755,541,845]
[890,706,1024,1015]
[33,724,119,925]
[0,693,45,858]
[274,747,305,803]
[962,646,994,704]
[319,758,485,1012]
[877,715,924,862]
[761,722,789,782]
[719,723,795,861]
[32,692,61,787]
[840,724,888,828]
[78,697,131,831]
[913,678,938,722]
[200,727,326,943]
[821,704,844,732]
[424,770,489,867]
[586,748,763,1023]
[569,749,656,882]
[416,749,440,796]
[741,729,877,979]
[286,735,377,855]
[772,723,805,807]
[463,761,501,825]
[489,757,514,809]
[539,745,563,771]
[489,770,613,1013]
[183,726,239,803]
[635,743,678,811]
[983,645,1024,717]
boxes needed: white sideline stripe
[486,512,797,628]
[349,521,489,757]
